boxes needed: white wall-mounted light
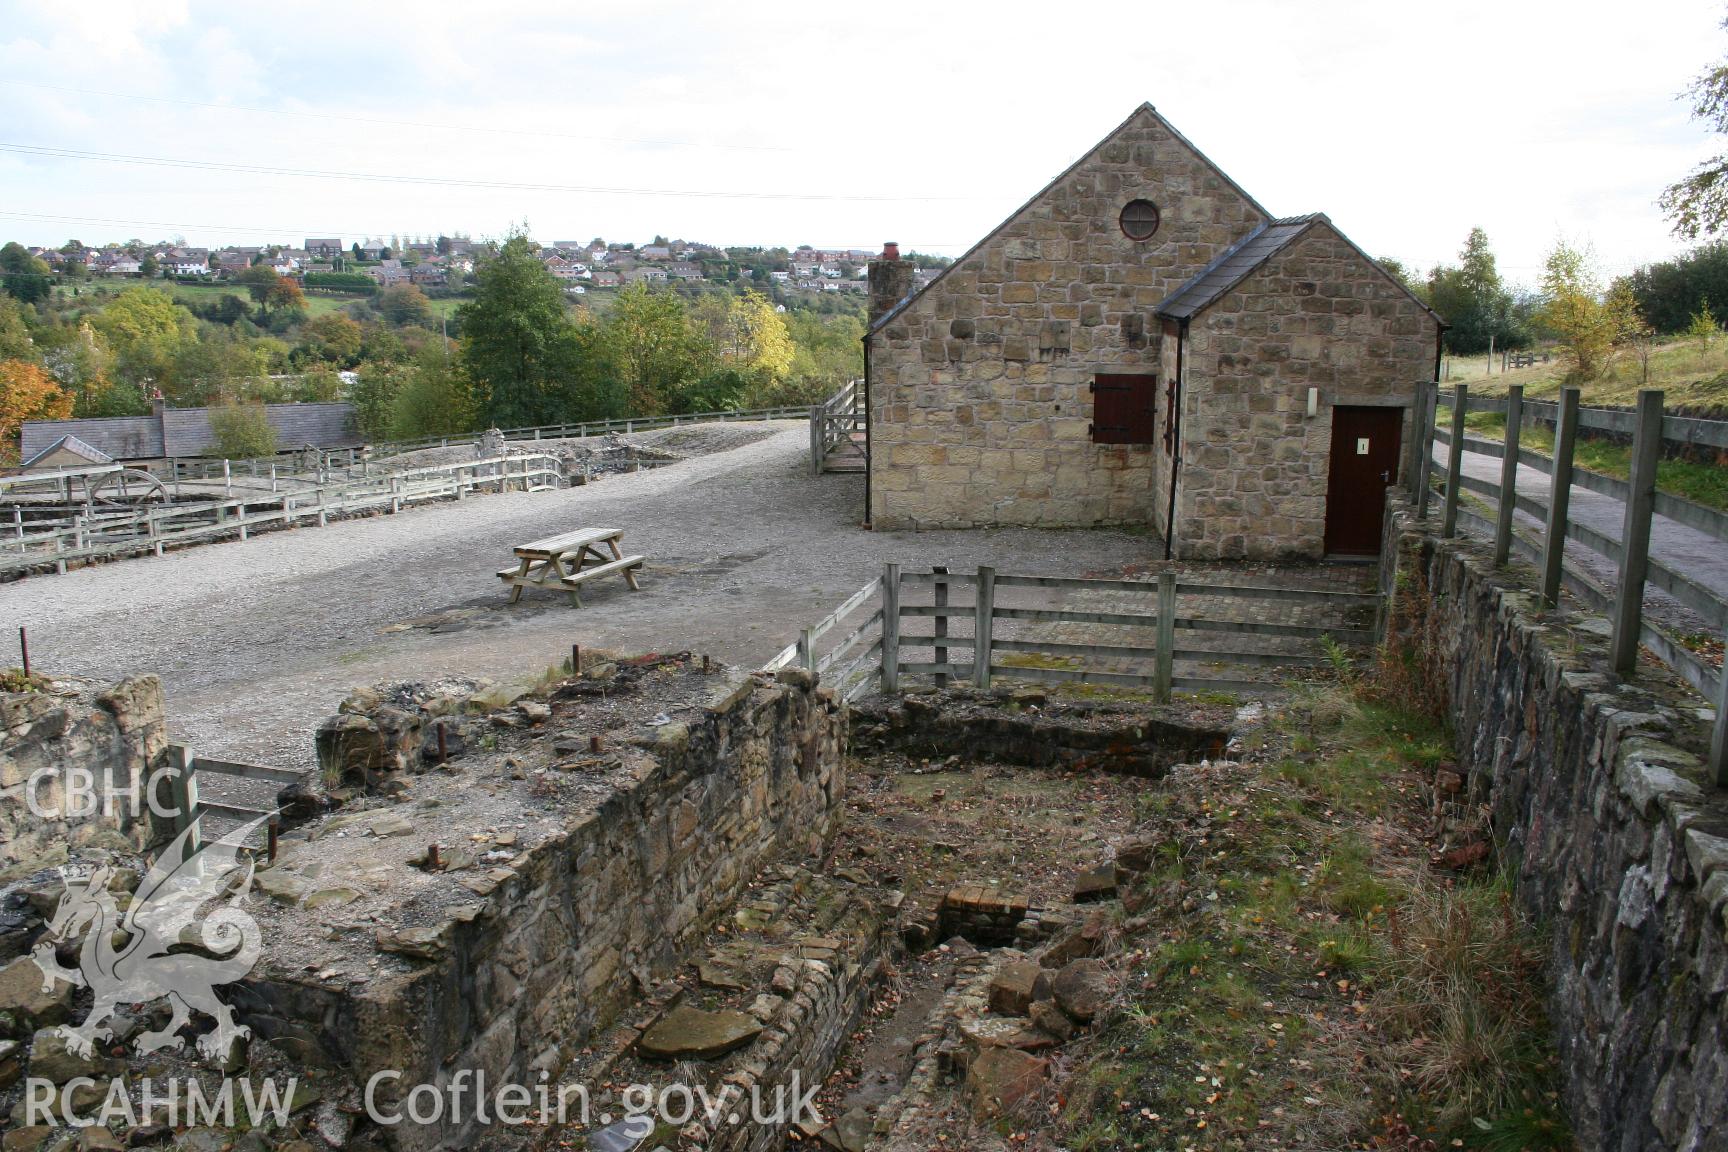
[1306,387,1319,419]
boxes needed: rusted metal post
[571,643,581,675]
[590,734,603,753]
[428,843,441,870]
[18,626,28,677]
[267,817,279,864]
[1415,381,1437,519]
[1610,390,1663,676]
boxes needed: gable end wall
[867,108,1267,529]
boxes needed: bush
[206,401,278,459]
[303,272,378,294]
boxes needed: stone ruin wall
[236,669,846,1151]
[1381,495,1728,1151]
[0,675,168,878]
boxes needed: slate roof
[1154,215,1322,321]
[20,434,114,470]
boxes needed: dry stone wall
[0,675,167,876]
[1381,496,1728,1151]
[1176,223,1434,559]
[237,668,845,1152]
[867,105,1266,530]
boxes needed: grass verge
[1462,410,1728,512]
[1057,683,1569,1151]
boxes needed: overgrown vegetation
[1059,680,1568,1151]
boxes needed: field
[1445,335,1728,411]
[55,279,467,321]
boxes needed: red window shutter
[1091,374,1157,445]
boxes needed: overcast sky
[0,0,1723,288]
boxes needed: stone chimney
[867,241,917,328]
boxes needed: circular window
[1119,199,1161,242]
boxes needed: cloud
[0,0,1723,279]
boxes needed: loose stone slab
[636,1004,763,1061]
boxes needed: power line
[0,210,402,239]
[0,142,989,204]
[0,78,798,154]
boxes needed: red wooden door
[1324,406,1403,556]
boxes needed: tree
[378,283,436,328]
[693,290,794,392]
[34,321,122,416]
[457,231,579,427]
[1607,281,1656,383]
[238,264,284,305]
[0,242,52,304]
[92,287,198,389]
[206,400,277,459]
[347,364,406,440]
[602,283,714,414]
[1540,239,1618,381]
[389,345,476,440]
[139,252,159,279]
[1663,18,1728,238]
[300,313,363,365]
[1687,297,1721,349]
[265,276,305,314]
[0,296,34,361]
[1426,228,1525,356]
[0,359,73,463]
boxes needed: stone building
[863,103,1444,558]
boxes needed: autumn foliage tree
[0,359,73,463]
[1540,240,1618,382]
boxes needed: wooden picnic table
[497,527,644,606]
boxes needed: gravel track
[2,422,1157,769]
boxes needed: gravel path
[3,422,1158,769]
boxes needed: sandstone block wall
[235,670,845,1151]
[1382,497,1728,1151]
[1176,223,1434,558]
[867,105,1266,530]
[0,676,167,875]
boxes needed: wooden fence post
[1441,384,1467,538]
[1415,383,1437,519]
[881,562,901,693]
[1712,664,1728,788]
[1493,385,1523,566]
[1155,572,1176,704]
[809,405,824,476]
[974,566,995,689]
[1406,380,1428,500]
[1610,389,1664,675]
[933,565,949,689]
[800,626,817,674]
[222,459,231,499]
[1540,386,1580,608]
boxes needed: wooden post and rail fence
[1408,379,1728,785]
[0,452,562,576]
[809,379,867,475]
[764,566,1379,704]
